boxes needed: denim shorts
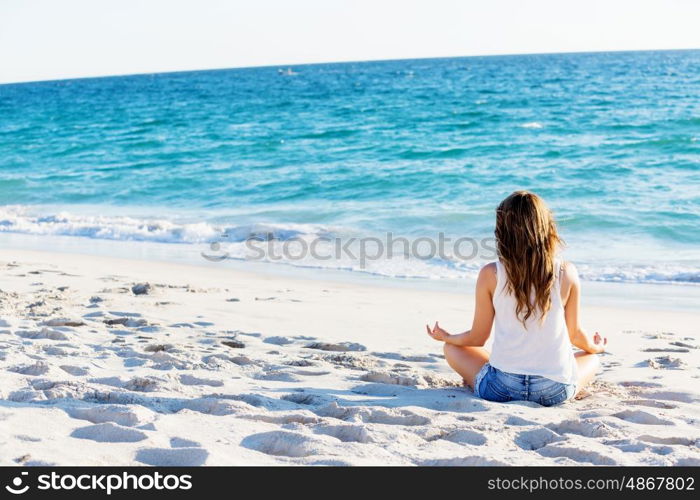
[474,363,576,407]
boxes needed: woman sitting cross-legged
[426,190,607,406]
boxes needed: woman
[427,191,607,406]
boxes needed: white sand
[0,248,698,466]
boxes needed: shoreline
[2,233,700,314]
[2,247,699,348]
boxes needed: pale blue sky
[1,0,699,84]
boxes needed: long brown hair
[495,191,563,325]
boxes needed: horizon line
[2,46,699,86]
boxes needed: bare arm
[562,262,607,354]
[426,263,495,347]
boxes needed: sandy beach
[0,248,698,466]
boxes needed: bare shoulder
[477,262,498,289]
[561,260,580,281]
[480,262,497,276]
[560,260,580,298]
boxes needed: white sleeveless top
[489,259,577,385]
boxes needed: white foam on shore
[1,205,699,286]
[0,205,221,243]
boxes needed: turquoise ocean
[1,50,699,289]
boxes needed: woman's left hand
[426,321,450,342]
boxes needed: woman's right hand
[426,321,450,342]
[592,332,607,353]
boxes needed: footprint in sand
[104,317,130,326]
[103,376,166,392]
[254,370,301,382]
[240,430,333,458]
[59,365,90,376]
[537,443,618,465]
[15,435,42,443]
[284,359,316,367]
[646,390,697,403]
[143,344,173,353]
[670,341,698,349]
[605,438,648,453]
[421,457,510,466]
[71,423,148,443]
[623,399,677,409]
[441,429,488,446]
[638,435,699,446]
[9,361,50,376]
[620,381,664,388]
[643,347,690,353]
[241,411,320,425]
[123,358,148,367]
[323,354,382,372]
[505,415,538,426]
[515,428,565,450]
[264,336,294,345]
[356,407,431,426]
[99,287,131,294]
[170,437,201,448]
[546,419,613,438]
[179,374,224,387]
[676,457,700,466]
[360,370,422,387]
[612,409,674,426]
[645,356,687,369]
[201,353,239,366]
[312,423,373,443]
[373,352,434,363]
[66,405,155,427]
[237,331,262,338]
[304,341,366,352]
[222,340,245,349]
[351,382,413,397]
[169,322,195,328]
[292,369,331,376]
[16,328,70,340]
[43,318,85,327]
[281,393,329,406]
[135,447,208,466]
[108,311,143,318]
[179,398,253,416]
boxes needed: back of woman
[426,190,607,407]
[490,258,576,386]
